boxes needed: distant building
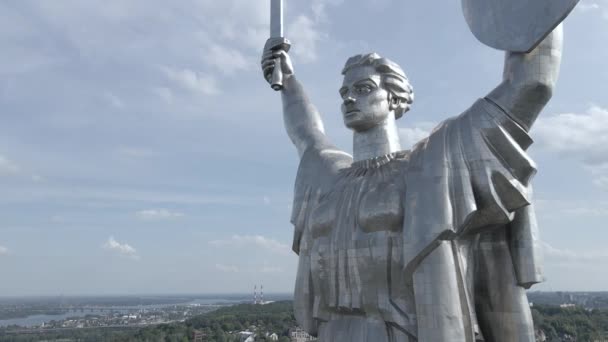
[193,330,205,342]
[535,329,547,342]
[560,303,576,308]
[290,327,317,342]
[239,331,255,342]
[269,333,279,340]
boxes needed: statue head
[339,53,414,131]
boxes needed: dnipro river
[0,297,248,328]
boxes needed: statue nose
[344,96,355,105]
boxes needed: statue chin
[343,113,387,132]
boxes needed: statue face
[340,66,391,132]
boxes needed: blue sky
[0,0,607,296]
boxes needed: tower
[260,285,264,304]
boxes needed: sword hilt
[271,58,284,91]
[265,37,291,91]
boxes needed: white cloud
[162,67,220,96]
[312,0,345,22]
[398,122,436,149]
[0,246,9,256]
[563,206,608,217]
[260,265,283,273]
[534,106,608,163]
[574,0,608,18]
[209,235,291,255]
[202,44,252,75]
[577,2,601,12]
[152,87,174,104]
[0,155,20,175]
[215,263,240,273]
[594,174,608,189]
[136,209,184,221]
[103,91,125,109]
[287,15,324,63]
[102,236,139,259]
[536,198,608,218]
[542,241,608,263]
[534,106,608,189]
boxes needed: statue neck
[352,116,402,162]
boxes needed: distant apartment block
[290,327,317,342]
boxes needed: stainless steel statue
[261,1,579,340]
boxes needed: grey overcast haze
[1,0,607,296]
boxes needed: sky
[0,0,607,296]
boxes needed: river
[0,297,247,328]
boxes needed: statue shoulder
[297,142,352,189]
[290,142,351,254]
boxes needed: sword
[268,0,290,91]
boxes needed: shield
[462,0,579,52]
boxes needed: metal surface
[462,0,578,52]
[259,3,575,341]
[270,0,283,38]
[270,0,285,90]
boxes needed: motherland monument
[261,1,580,341]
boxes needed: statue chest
[306,157,414,320]
[310,161,406,240]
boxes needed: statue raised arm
[486,25,563,131]
[261,40,330,158]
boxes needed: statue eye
[356,85,372,94]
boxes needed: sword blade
[270,0,283,38]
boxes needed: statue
[261,1,579,340]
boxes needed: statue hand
[261,38,294,85]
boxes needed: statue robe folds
[290,98,543,341]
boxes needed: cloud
[398,122,436,149]
[564,205,608,217]
[287,15,324,63]
[0,155,20,175]
[102,236,139,259]
[136,209,184,221]
[542,241,608,263]
[0,246,9,256]
[534,106,608,189]
[202,44,252,75]
[152,87,174,104]
[103,91,125,109]
[260,265,283,273]
[162,67,220,96]
[209,235,291,255]
[285,1,345,64]
[534,106,608,163]
[536,198,608,218]
[594,174,608,189]
[574,0,608,18]
[577,2,601,12]
[312,0,345,22]
[215,263,240,273]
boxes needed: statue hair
[342,53,414,119]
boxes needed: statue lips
[344,109,360,119]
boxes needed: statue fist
[261,37,293,85]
